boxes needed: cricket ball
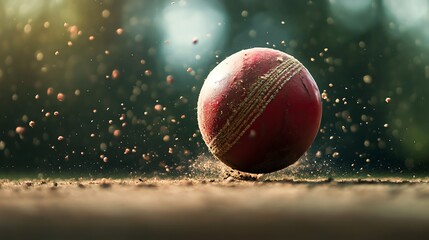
[197,48,322,173]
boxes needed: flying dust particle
[113,129,121,137]
[192,37,198,44]
[154,104,163,112]
[47,87,54,95]
[57,93,65,102]
[363,75,372,84]
[116,28,124,35]
[166,75,174,84]
[142,154,150,161]
[16,126,25,135]
[321,90,328,100]
[101,9,110,18]
[112,69,120,79]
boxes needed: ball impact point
[197,48,322,173]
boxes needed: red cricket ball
[197,48,322,173]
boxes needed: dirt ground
[1,177,429,240]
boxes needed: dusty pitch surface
[1,178,429,240]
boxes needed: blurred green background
[0,0,428,177]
